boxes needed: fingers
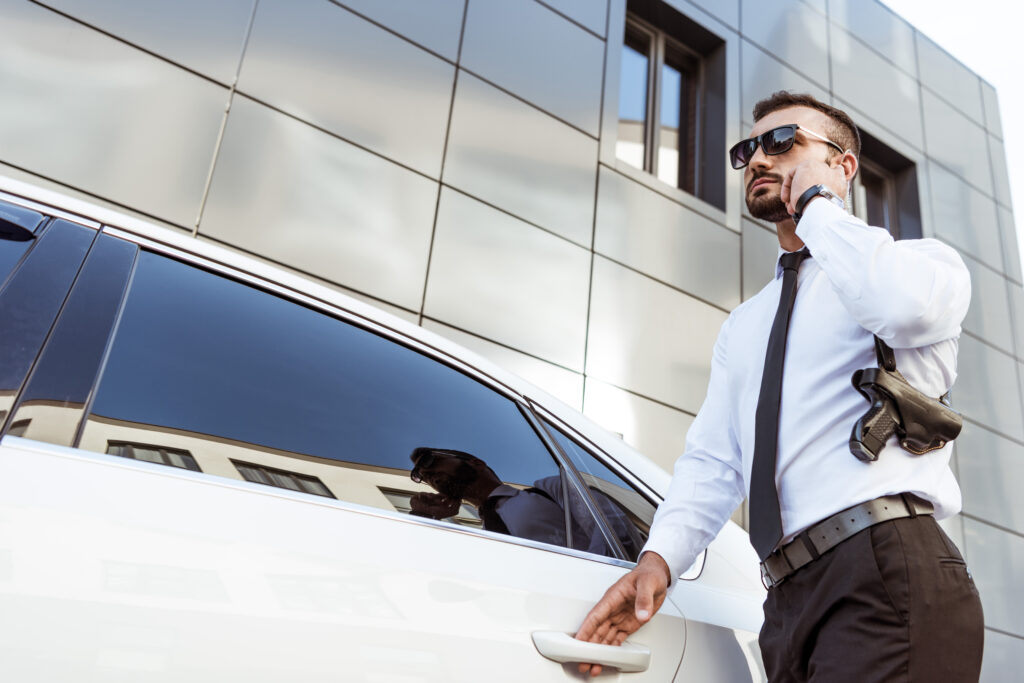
[780,168,794,209]
[634,570,660,623]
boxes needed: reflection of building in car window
[107,441,201,472]
[378,487,482,528]
[233,460,334,498]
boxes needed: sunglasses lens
[763,126,796,155]
[729,139,756,169]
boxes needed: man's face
[417,455,478,501]
[743,106,838,222]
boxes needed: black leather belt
[760,493,934,589]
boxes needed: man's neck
[776,217,805,252]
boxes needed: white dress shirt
[643,198,972,581]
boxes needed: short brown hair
[752,91,861,159]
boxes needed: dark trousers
[759,515,984,682]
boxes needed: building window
[615,1,726,209]
[849,131,922,240]
[107,441,202,472]
[232,460,335,498]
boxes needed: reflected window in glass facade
[656,44,698,193]
[617,26,650,171]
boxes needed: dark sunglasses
[729,124,845,169]
[409,447,476,483]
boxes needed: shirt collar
[774,247,812,279]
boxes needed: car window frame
[0,198,646,572]
[528,401,708,581]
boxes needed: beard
[431,460,477,501]
[746,173,790,222]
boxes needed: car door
[0,209,688,681]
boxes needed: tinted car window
[0,219,95,426]
[544,420,654,561]
[8,234,137,444]
[0,200,45,287]
[75,251,593,551]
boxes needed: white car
[0,175,766,682]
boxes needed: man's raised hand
[574,552,671,677]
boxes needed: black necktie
[750,248,810,560]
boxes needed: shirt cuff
[640,531,696,588]
[794,193,849,246]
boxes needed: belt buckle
[760,561,781,590]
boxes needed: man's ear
[835,150,858,182]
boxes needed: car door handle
[531,631,651,673]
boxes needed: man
[408,447,571,546]
[575,92,984,681]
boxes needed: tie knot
[779,248,810,272]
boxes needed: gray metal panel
[988,135,1013,209]
[739,0,829,89]
[238,0,455,177]
[957,421,1024,535]
[422,188,591,371]
[0,1,226,228]
[980,629,1024,683]
[915,33,984,124]
[665,0,739,30]
[1009,282,1024,362]
[199,97,439,311]
[980,80,1003,139]
[922,90,992,197]
[422,319,586,410]
[963,517,1024,637]
[444,72,598,247]
[953,335,1024,442]
[829,26,923,150]
[582,377,694,473]
[594,167,740,310]
[539,0,608,36]
[461,0,604,136]
[928,162,1002,272]
[827,0,916,77]
[337,0,465,60]
[586,256,727,414]
[742,219,779,302]
[740,40,829,123]
[999,206,1022,284]
[960,255,1014,355]
[35,0,255,84]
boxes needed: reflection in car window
[0,200,45,288]
[543,420,654,561]
[0,220,95,426]
[76,251,608,553]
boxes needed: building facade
[0,0,1020,676]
